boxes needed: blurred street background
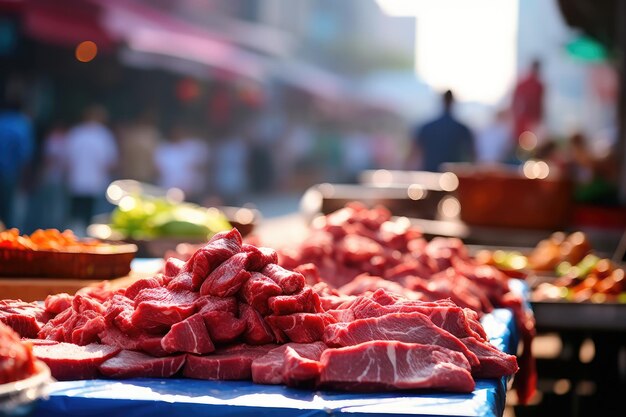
[0,0,624,233]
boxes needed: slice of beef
[124,277,163,300]
[461,337,519,378]
[196,295,245,343]
[0,322,37,384]
[44,293,73,314]
[161,313,214,354]
[195,295,238,315]
[199,252,252,297]
[33,342,120,380]
[251,341,327,385]
[319,340,475,392]
[293,263,322,286]
[261,264,305,295]
[283,346,322,387]
[98,326,166,355]
[38,307,73,341]
[186,229,243,290]
[166,272,195,292]
[239,303,274,345]
[99,350,186,378]
[201,310,246,344]
[267,287,322,316]
[69,311,106,345]
[131,288,197,331]
[243,244,278,271]
[163,257,186,278]
[239,272,282,315]
[323,312,479,367]
[183,344,276,380]
[0,299,50,338]
[265,313,333,343]
[348,296,482,340]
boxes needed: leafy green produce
[110,195,231,240]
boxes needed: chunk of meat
[251,341,327,385]
[131,288,197,331]
[266,313,333,343]
[319,340,475,392]
[243,244,278,271]
[461,337,519,378]
[183,345,276,380]
[32,343,120,380]
[161,314,214,354]
[186,229,243,290]
[323,312,479,367]
[267,288,322,316]
[99,350,186,378]
[261,264,305,295]
[239,272,282,315]
[239,303,274,345]
[199,252,252,297]
[44,293,73,314]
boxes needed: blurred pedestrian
[154,124,209,203]
[0,97,34,228]
[118,109,160,183]
[36,122,68,229]
[475,109,513,163]
[511,59,544,140]
[212,128,248,205]
[65,105,118,232]
[408,90,475,172]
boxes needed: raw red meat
[131,288,197,331]
[99,350,185,378]
[44,293,73,314]
[0,322,37,384]
[243,244,278,271]
[239,272,282,315]
[33,342,120,380]
[282,346,322,387]
[239,303,274,345]
[294,263,322,286]
[164,257,185,278]
[461,337,519,378]
[261,264,305,295]
[183,345,276,380]
[267,287,322,316]
[161,313,214,354]
[251,341,326,385]
[125,277,163,300]
[199,252,251,297]
[186,229,243,290]
[166,272,195,292]
[319,340,474,392]
[194,295,245,344]
[323,312,479,367]
[0,299,50,338]
[266,313,333,343]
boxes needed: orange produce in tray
[0,229,137,279]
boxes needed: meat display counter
[32,307,518,417]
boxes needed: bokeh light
[75,41,98,62]
[519,131,538,151]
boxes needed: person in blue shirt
[0,98,34,228]
[408,90,475,172]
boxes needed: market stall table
[32,308,518,417]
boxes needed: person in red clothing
[511,59,544,140]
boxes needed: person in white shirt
[154,125,210,203]
[65,105,118,230]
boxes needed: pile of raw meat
[279,202,535,402]
[0,224,520,394]
[0,321,38,384]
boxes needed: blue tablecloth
[33,307,517,417]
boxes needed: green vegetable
[110,194,231,240]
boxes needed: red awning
[22,0,116,50]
